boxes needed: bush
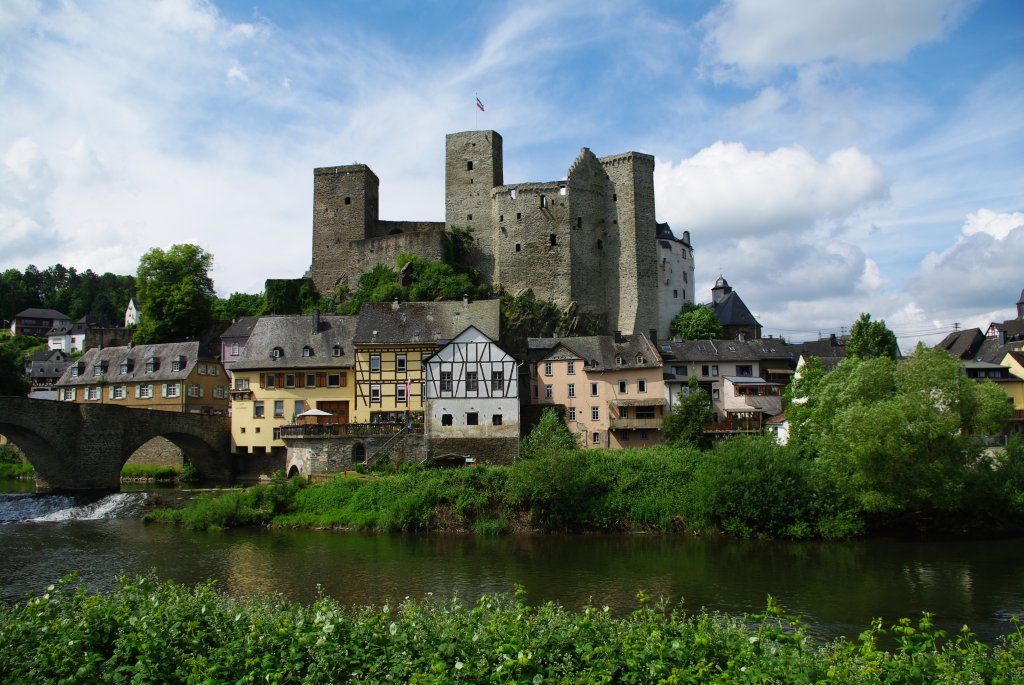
[0,462,33,479]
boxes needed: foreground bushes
[1,575,1020,684]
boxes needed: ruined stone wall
[600,153,659,335]
[283,434,427,475]
[446,131,503,284]
[372,220,446,239]
[311,165,380,293]
[343,231,448,289]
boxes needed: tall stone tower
[445,131,503,283]
[600,153,659,336]
[311,165,380,293]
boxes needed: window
[71,366,79,377]
[285,374,295,388]
[567,361,575,375]
[273,427,281,440]
[302,346,312,357]
[139,384,152,399]
[466,371,478,392]
[516,212,522,220]
[344,196,351,205]
[441,371,453,392]
[615,355,623,366]
[736,365,753,376]
[568,407,577,421]
[145,360,157,373]
[332,345,342,357]
[712,389,720,400]
[294,400,305,417]
[166,383,179,398]
[597,239,602,250]
[544,385,553,399]
[213,386,226,399]
[466,160,473,170]
[549,234,557,246]
[467,213,472,220]
[188,384,202,398]
[231,342,239,356]
[492,414,503,426]
[171,359,183,371]
[396,354,407,372]
[265,374,276,389]
[567,383,576,398]
[235,378,249,390]
[85,386,97,400]
[328,374,341,387]
[93,365,103,377]
[370,385,381,403]
[370,355,381,373]
[673,290,678,299]
[591,383,599,397]
[636,406,655,420]
[638,379,647,393]
[515,243,521,252]
[274,400,285,417]
[576,217,582,228]
[712,365,719,377]
[120,362,130,374]
[540,194,547,208]
[639,431,648,440]
[62,388,74,400]
[397,384,407,403]
[441,414,453,426]
[544,361,552,376]
[636,354,645,364]
[591,406,599,421]
[466,412,479,426]
[306,373,316,387]
[618,380,627,393]
[491,370,503,392]
[592,432,600,445]
[675,366,687,377]
[113,386,125,399]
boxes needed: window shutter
[259,372,265,388]
[162,384,167,398]
[71,388,76,401]
[341,373,348,387]
[317,372,326,387]
[134,385,140,399]
[108,385,114,399]
[199,384,204,398]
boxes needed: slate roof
[16,308,70,320]
[710,290,760,328]
[354,300,500,345]
[232,314,359,370]
[659,339,771,364]
[221,316,260,341]
[936,329,986,359]
[529,333,661,371]
[55,341,216,387]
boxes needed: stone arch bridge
[0,397,231,492]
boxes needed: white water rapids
[0,492,149,522]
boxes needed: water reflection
[0,513,1021,643]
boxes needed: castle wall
[566,149,618,329]
[446,131,503,284]
[312,165,380,293]
[344,231,449,288]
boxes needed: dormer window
[119,360,134,374]
[615,355,623,366]
[332,345,342,357]
[93,362,106,376]
[636,354,645,365]
[71,364,82,377]
[145,358,159,373]
[171,359,182,372]
[271,347,283,359]
[302,346,313,357]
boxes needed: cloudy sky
[2,0,1022,345]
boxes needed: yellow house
[351,300,501,424]
[528,333,665,449]
[1001,351,1024,438]
[229,314,358,456]
[54,341,228,413]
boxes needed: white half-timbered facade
[424,326,519,441]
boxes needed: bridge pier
[0,397,232,492]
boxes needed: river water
[1,490,1022,643]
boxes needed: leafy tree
[662,377,713,448]
[134,244,215,343]
[671,304,724,340]
[0,342,30,396]
[806,346,1010,515]
[213,292,267,320]
[846,312,899,360]
[521,407,580,460]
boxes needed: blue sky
[2,0,1022,345]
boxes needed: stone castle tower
[310,130,692,336]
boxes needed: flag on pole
[475,97,485,112]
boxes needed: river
[1,490,1022,644]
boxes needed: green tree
[809,346,1010,515]
[671,304,724,340]
[521,407,580,459]
[0,343,30,396]
[213,292,268,320]
[134,244,215,343]
[662,377,712,448]
[846,312,899,360]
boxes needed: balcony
[279,422,423,439]
[608,417,663,430]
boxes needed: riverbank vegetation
[120,463,198,483]
[1,575,1020,684]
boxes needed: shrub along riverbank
[1,575,1020,684]
[145,434,1024,538]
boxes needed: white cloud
[962,208,1024,240]
[226,60,248,82]
[701,0,975,81]
[655,141,888,239]
[153,0,217,37]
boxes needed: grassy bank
[144,435,1024,538]
[1,575,1020,684]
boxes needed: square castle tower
[311,130,679,336]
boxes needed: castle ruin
[310,130,693,336]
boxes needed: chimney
[312,310,321,334]
[392,298,400,311]
[614,330,623,344]
[829,333,837,346]
[463,293,469,306]
[648,328,657,347]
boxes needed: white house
[424,325,519,463]
[125,296,142,328]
